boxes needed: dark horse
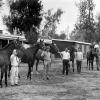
[87,47,94,70]
[0,40,19,87]
[35,42,59,72]
[69,46,76,72]
[17,40,44,80]
[87,45,100,71]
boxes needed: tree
[3,0,43,44]
[41,9,63,38]
[72,0,95,42]
[0,0,3,7]
[95,16,100,41]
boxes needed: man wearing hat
[60,48,70,75]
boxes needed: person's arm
[10,55,13,64]
[81,52,83,60]
[75,52,77,59]
[68,53,70,61]
[41,51,45,57]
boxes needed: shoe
[11,85,14,87]
[47,77,49,80]
[15,84,19,86]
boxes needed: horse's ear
[17,37,19,40]
[40,39,41,42]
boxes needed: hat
[65,48,68,51]
[46,46,50,50]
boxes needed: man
[41,46,52,80]
[60,48,70,75]
[10,49,21,86]
[75,48,83,73]
[94,41,99,52]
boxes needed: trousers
[10,66,19,85]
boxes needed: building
[52,39,91,58]
[0,34,90,57]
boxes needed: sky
[1,0,100,35]
[42,0,100,34]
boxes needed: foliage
[0,0,3,7]
[71,0,95,42]
[3,0,43,44]
[41,9,63,38]
[53,32,66,40]
[95,16,100,41]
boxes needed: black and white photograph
[0,0,100,100]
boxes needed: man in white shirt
[94,41,99,52]
[75,48,83,73]
[60,48,70,75]
[10,49,21,86]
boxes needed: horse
[35,42,59,73]
[87,48,94,70]
[87,45,100,71]
[17,40,44,80]
[0,40,20,87]
[69,46,76,72]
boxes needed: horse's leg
[87,58,89,68]
[8,63,11,77]
[27,62,31,80]
[0,68,4,88]
[72,60,74,72]
[36,59,40,74]
[96,59,99,71]
[31,60,35,75]
[89,60,91,70]
[91,60,94,70]
[68,61,70,71]
[28,61,34,80]
[5,66,8,87]
[36,59,39,71]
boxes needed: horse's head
[36,39,45,50]
[49,42,59,54]
[13,38,22,49]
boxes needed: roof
[0,34,26,41]
[52,39,91,45]
[0,34,91,45]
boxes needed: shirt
[41,51,51,61]
[61,51,70,60]
[94,44,99,49]
[10,54,20,66]
[76,51,83,61]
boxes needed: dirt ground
[0,60,100,100]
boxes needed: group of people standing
[9,46,83,85]
[59,47,83,75]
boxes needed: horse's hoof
[5,82,7,87]
[0,84,2,88]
